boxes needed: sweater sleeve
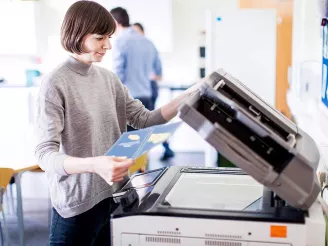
[35,77,68,176]
[107,69,168,129]
[124,85,167,129]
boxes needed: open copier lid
[178,69,321,210]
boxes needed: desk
[158,84,190,90]
[158,84,190,105]
[2,163,39,174]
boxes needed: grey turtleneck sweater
[35,56,167,218]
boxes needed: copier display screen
[164,173,263,211]
[121,168,164,191]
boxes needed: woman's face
[74,33,112,64]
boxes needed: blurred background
[0,0,327,245]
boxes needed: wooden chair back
[0,168,14,211]
[0,168,14,192]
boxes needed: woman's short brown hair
[61,1,116,54]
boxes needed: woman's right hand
[91,156,134,184]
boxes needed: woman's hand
[91,156,134,184]
[160,79,206,121]
[184,78,206,95]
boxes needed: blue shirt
[112,27,162,98]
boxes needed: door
[206,9,277,106]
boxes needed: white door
[206,9,277,106]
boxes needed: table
[158,84,190,92]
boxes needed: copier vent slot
[145,236,181,244]
[205,233,242,239]
[217,84,293,144]
[197,97,294,173]
[158,230,181,236]
[204,240,242,246]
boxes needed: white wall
[0,0,72,84]
[0,1,38,84]
[291,0,322,94]
[289,0,328,171]
[0,2,36,55]
[292,0,322,63]
[0,0,239,85]
[100,0,173,53]
[43,0,239,85]
[0,0,239,156]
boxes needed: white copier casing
[111,70,325,246]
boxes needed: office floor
[2,150,204,246]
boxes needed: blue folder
[105,121,182,159]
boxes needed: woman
[35,1,200,245]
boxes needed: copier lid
[163,172,263,211]
[178,70,321,210]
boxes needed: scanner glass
[164,173,263,211]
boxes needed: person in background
[35,2,201,245]
[132,23,160,108]
[129,21,175,161]
[110,7,158,128]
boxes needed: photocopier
[111,69,325,246]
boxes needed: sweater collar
[65,56,93,76]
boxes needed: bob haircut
[61,1,116,54]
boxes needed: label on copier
[270,225,287,238]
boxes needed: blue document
[105,121,182,159]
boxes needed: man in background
[132,23,160,110]
[110,7,175,161]
[110,7,159,113]
[132,22,175,161]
